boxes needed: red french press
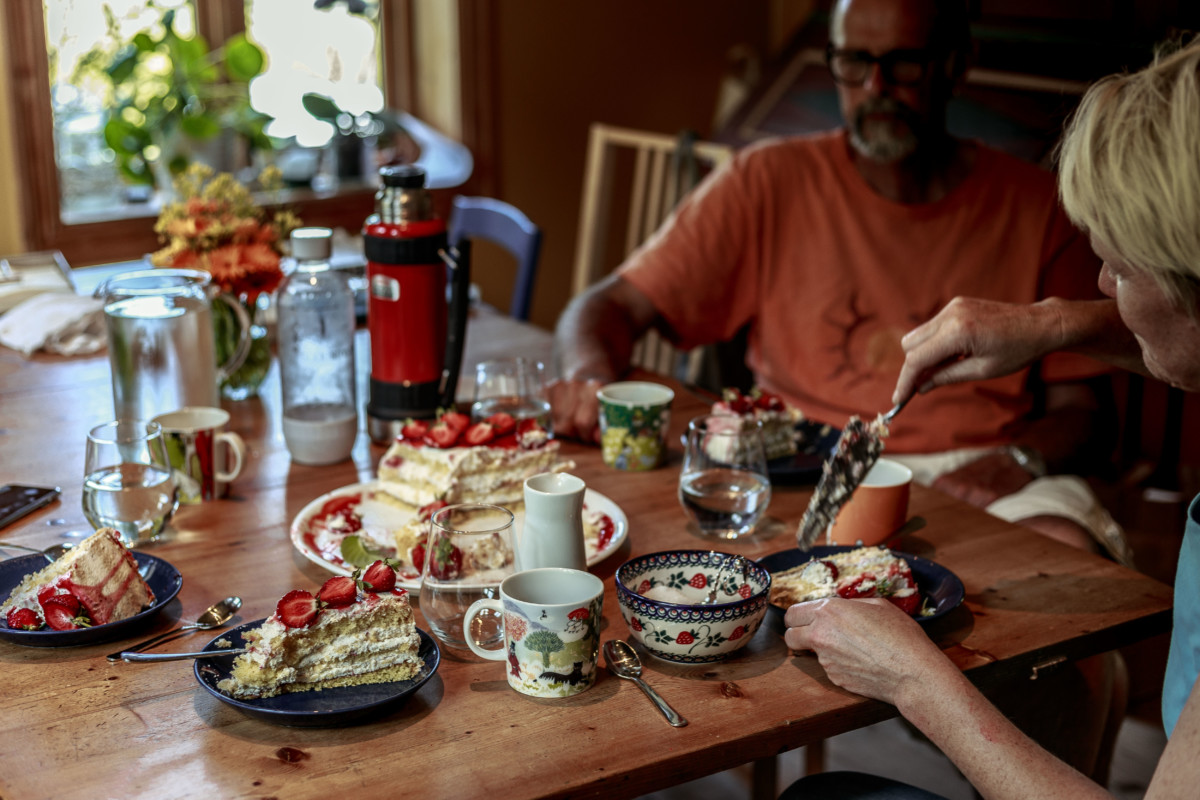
[363,165,471,443]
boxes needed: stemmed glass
[470,358,552,433]
[83,419,178,547]
[418,503,517,650]
[678,414,771,539]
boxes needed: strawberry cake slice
[2,527,155,631]
[218,561,423,699]
[711,387,804,461]
[768,546,922,616]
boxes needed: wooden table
[0,302,1173,800]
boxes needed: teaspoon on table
[603,639,688,727]
[106,596,242,662]
[0,542,74,563]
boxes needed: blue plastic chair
[447,195,543,321]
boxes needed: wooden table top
[0,305,1173,800]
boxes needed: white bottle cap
[291,227,333,261]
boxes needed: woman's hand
[783,597,953,706]
[892,297,1064,407]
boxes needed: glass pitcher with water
[100,269,251,420]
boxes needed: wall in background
[0,10,25,255]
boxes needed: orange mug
[829,458,912,546]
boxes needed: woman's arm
[784,598,1111,800]
[892,297,1146,407]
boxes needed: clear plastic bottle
[277,227,358,464]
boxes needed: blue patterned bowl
[614,550,771,663]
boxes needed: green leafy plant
[75,6,274,188]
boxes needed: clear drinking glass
[418,503,517,650]
[678,414,771,539]
[83,419,178,546]
[470,358,552,432]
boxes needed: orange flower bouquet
[151,164,302,398]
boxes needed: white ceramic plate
[289,481,628,589]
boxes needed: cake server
[119,648,248,662]
[795,400,907,551]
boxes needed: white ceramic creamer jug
[517,472,588,572]
[100,269,250,420]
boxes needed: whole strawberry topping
[317,576,358,608]
[361,560,398,593]
[400,419,429,441]
[277,590,320,628]
[409,542,426,574]
[6,607,41,630]
[463,421,495,446]
[753,391,785,411]
[424,421,459,448]
[441,411,471,435]
[486,412,516,436]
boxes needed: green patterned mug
[596,381,675,470]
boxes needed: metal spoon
[120,648,247,662]
[106,596,242,662]
[701,554,750,605]
[0,542,74,563]
[603,639,688,727]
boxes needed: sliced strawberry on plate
[409,542,426,574]
[42,596,89,630]
[425,421,459,448]
[318,576,358,607]
[361,559,398,593]
[486,412,516,436]
[400,419,429,441]
[887,592,922,616]
[427,534,464,581]
[277,589,320,628]
[463,421,495,446]
[820,560,840,580]
[6,607,41,630]
[836,574,877,599]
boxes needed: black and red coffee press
[363,165,471,443]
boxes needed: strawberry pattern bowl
[615,550,771,664]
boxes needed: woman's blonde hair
[1058,38,1200,309]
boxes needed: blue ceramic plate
[194,621,441,727]
[766,420,841,485]
[756,546,965,625]
[0,552,183,647]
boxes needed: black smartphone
[0,484,62,530]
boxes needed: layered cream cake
[711,388,804,461]
[218,564,423,699]
[376,410,572,562]
[769,546,921,616]
[1,527,155,630]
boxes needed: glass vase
[214,293,271,400]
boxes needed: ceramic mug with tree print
[464,568,603,698]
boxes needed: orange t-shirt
[619,131,1107,453]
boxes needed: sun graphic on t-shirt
[822,290,944,390]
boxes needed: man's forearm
[552,277,654,382]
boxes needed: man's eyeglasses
[825,45,941,87]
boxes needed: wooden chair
[448,195,542,321]
[571,123,734,383]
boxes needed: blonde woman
[783,39,1200,800]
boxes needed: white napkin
[0,293,106,356]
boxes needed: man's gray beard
[850,99,920,164]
